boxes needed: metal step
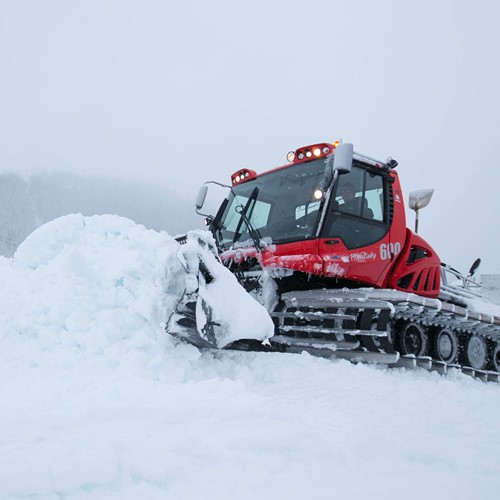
[430,360,447,375]
[280,290,395,311]
[389,355,417,369]
[390,356,447,373]
[271,335,359,351]
[416,356,433,370]
[332,349,400,365]
[277,325,387,337]
[273,311,356,321]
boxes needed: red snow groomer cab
[218,142,441,299]
[172,141,500,380]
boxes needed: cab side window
[324,167,389,249]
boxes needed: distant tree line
[0,171,198,257]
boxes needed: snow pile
[467,296,500,317]
[0,215,499,499]
[481,274,500,305]
[1,214,182,374]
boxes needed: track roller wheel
[397,322,427,356]
[464,335,489,370]
[431,327,458,363]
[361,321,395,353]
[492,343,500,372]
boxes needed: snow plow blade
[166,231,274,349]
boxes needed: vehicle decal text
[380,242,401,260]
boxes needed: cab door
[319,165,406,287]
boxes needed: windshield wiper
[232,187,263,251]
[206,198,228,250]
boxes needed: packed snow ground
[1,215,499,500]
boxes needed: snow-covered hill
[1,215,499,499]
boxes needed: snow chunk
[178,231,274,348]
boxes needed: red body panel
[221,240,323,274]
[260,240,323,274]
[387,229,441,297]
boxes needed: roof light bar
[290,142,335,164]
[231,168,258,186]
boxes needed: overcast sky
[1,0,499,274]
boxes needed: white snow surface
[1,215,499,499]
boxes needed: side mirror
[409,189,434,211]
[195,184,208,213]
[408,189,434,234]
[333,143,353,174]
[195,181,232,219]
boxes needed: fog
[1,0,499,274]
[0,171,198,257]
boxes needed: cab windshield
[216,158,327,249]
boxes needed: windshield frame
[212,158,392,252]
[214,158,330,250]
